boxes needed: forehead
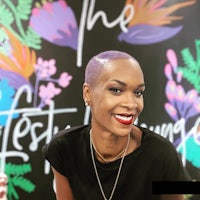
[99,58,144,83]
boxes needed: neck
[90,129,130,163]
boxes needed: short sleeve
[42,137,67,176]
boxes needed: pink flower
[58,72,72,88]
[164,102,178,121]
[165,80,176,101]
[165,49,182,83]
[35,57,57,79]
[39,82,61,105]
[166,49,178,72]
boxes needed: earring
[85,101,89,106]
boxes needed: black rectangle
[152,181,200,194]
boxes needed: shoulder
[134,126,190,181]
[43,125,90,154]
[138,126,179,155]
[140,126,173,145]
[51,125,90,144]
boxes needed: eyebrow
[111,79,145,88]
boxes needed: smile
[114,114,133,125]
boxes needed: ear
[83,83,91,106]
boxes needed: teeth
[115,114,132,121]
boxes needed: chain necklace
[90,133,127,163]
[89,130,130,200]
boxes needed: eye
[134,90,144,97]
[109,87,122,95]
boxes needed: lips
[114,114,133,125]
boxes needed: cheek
[91,93,114,114]
[92,96,112,110]
[138,98,144,112]
[91,88,111,105]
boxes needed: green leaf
[16,0,32,20]
[24,26,42,50]
[5,162,36,200]
[7,182,19,200]
[0,3,14,26]
[178,40,200,93]
[12,176,36,193]
[5,163,32,176]
[181,48,197,71]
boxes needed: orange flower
[0,27,36,80]
[125,0,196,26]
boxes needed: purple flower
[165,78,200,121]
[164,49,200,121]
[29,0,78,50]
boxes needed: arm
[160,194,184,200]
[52,167,74,200]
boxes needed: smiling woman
[42,50,190,200]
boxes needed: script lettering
[77,0,134,66]
[0,85,78,173]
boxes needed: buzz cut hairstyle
[84,50,137,86]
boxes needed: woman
[43,50,189,200]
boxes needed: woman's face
[84,58,145,136]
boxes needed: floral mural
[0,0,199,199]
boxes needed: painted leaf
[118,24,182,45]
[16,0,32,20]
[0,3,14,26]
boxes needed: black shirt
[43,125,189,200]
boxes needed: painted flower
[38,82,61,107]
[118,0,196,45]
[34,57,57,79]
[58,72,72,88]
[29,0,78,50]
[33,57,73,107]
[0,28,35,90]
[164,49,182,83]
[164,47,200,169]
[164,48,200,121]
[165,81,200,121]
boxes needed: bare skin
[161,195,184,200]
[52,167,73,200]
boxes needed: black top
[42,125,189,200]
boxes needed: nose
[122,92,138,110]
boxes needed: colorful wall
[0,0,199,199]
